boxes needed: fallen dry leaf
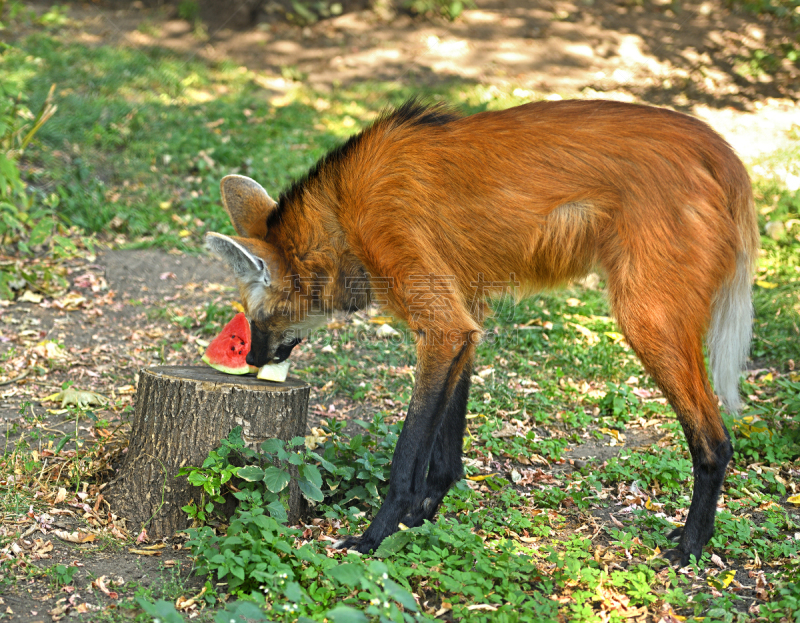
[54,487,67,505]
[657,605,686,623]
[42,388,109,409]
[175,586,206,611]
[91,576,119,599]
[48,599,68,620]
[53,291,87,310]
[32,539,53,557]
[491,421,517,438]
[466,473,499,482]
[32,340,68,361]
[18,290,43,304]
[755,571,771,600]
[53,530,96,544]
[599,427,626,443]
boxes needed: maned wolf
[205,99,758,566]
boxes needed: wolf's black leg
[401,365,471,528]
[339,342,472,554]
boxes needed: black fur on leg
[662,429,733,567]
[343,343,471,554]
[401,365,472,528]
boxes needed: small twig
[38,425,69,437]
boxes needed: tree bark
[106,365,310,538]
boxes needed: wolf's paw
[333,533,383,555]
[400,496,439,529]
[661,547,690,568]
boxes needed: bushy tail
[707,253,753,413]
[705,136,760,414]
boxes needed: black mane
[272,98,461,222]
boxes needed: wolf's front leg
[339,339,473,554]
[400,364,472,529]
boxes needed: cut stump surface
[107,365,310,538]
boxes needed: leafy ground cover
[0,1,799,621]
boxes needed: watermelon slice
[202,312,258,375]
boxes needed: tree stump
[106,365,310,538]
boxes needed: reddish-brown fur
[207,99,758,565]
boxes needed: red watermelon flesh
[202,312,258,375]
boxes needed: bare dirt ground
[0,251,229,622]
[68,0,799,153]
[1,1,798,620]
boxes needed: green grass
[2,17,800,623]
[4,31,542,251]
[750,148,800,366]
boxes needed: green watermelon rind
[201,353,258,375]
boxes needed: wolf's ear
[220,175,278,239]
[205,232,273,288]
